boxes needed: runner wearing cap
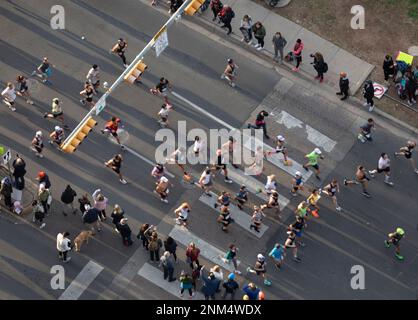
[385,228,405,260]
[290,171,304,196]
[394,141,418,174]
[273,135,290,165]
[101,116,124,147]
[303,148,324,180]
[43,98,69,129]
[246,254,272,286]
[49,126,65,147]
[31,131,44,158]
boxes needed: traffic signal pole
[61,0,197,151]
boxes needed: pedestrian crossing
[198,191,269,238]
[138,263,205,300]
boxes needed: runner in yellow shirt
[307,189,321,218]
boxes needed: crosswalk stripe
[270,110,337,153]
[242,135,312,181]
[169,226,240,272]
[198,192,269,238]
[137,263,205,300]
[226,166,290,209]
[59,260,104,300]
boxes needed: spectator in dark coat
[363,80,375,112]
[0,177,13,209]
[311,52,325,82]
[111,204,124,233]
[78,193,91,214]
[168,0,183,14]
[272,32,287,63]
[118,218,133,246]
[160,251,176,282]
[12,154,26,190]
[218,5,234,35]
[60,185,77,216]
[222,273,239,300]
[406,76,417,105]
[201,268,221,300]
[164,236,178,261]
[336,72,350,100]
[210,0,223,21]
[383,55,395,82]
[82,206,102,234]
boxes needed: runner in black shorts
[150,77,172,106]
[212,149,232,183]
[105,154,127,184]
[321,178,341,212]
[111,38,128,67]
[394,141,418,173]
[16,75,33,104]
[80,82,95,108]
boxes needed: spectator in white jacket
[92,189,108,221]
[210,265,224,293]
[239,15,253,44]
[2,82,17,111]
[57,232,72,262]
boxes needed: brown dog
[74,231,93,252]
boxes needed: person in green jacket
[252,21,266,51]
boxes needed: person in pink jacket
[92,189,108,221]
[292,39,304,71]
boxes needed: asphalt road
[1,0,418,300]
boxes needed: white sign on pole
[155,29,169,57]
[95,99,106,115]
[2,149,11,165]
[373,82,388,99]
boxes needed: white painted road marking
[123,145,175,178]
[227,166,290,210]
[138,263,205,300]
[242,135,311,181]
[169,226,239,272]
[59,260,104,300]
[272,110,337,153]
[199,191,269,238]
[172,91,313,181]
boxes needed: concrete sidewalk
[198,0,374,94]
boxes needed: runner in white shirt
[167,147,187,175]
[193,136,203,156]
[247,145,265,175]
[86,64,100,94]
[265,174,277,195]
[369,153,394,186]
[199,167,212,196]
[174,202,190,227]
[2,83,17,111]
[157,104,170,127]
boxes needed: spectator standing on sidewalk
[252,22,266,51]
[38,184,51,215]
[272,32,287,63]
[118,218,133,246]
[0,177,13,209]
[363,80,375,112]
[292,39,304,72]
[92,189,108,221]
[164,236,178,262]
[383,55,395,83]
[179,271,194,298]
[31,200,46,229]
[160,251,176,282]
[56,231,72,263]
[336,72,350,100]
[111,204,124,233]
[147,231,163,263]
[201,267,221,300]
[12,154,26,190]
[239,15,253,44]
[218,5,234,35]
[406,75,417,105]
[78,193,91,214]
[222,273,239,300]
[37,171,51,190]
[186,242,201,269]
[60,185,77,216]
[311,52,326,83]
[210,0,223,21]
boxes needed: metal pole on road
[61,0,195,149]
